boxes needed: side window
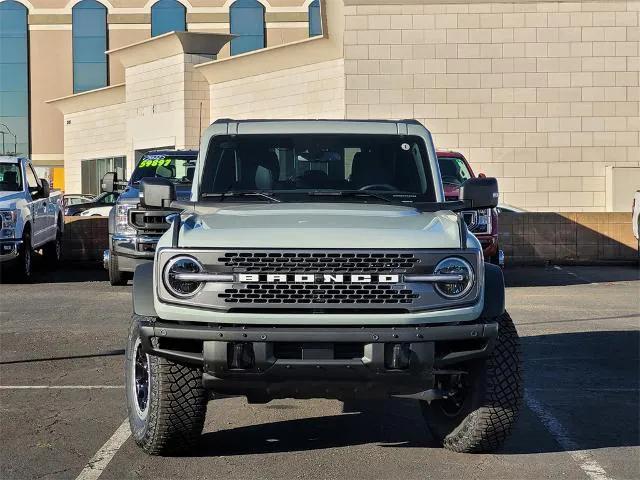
[25,164,39,192]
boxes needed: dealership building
[1,0,639,211]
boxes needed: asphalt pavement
[0,263,638,480]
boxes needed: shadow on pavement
[192,330,638,457]
[504,265,640,287]
[0,260,109,284]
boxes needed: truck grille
[218,283,419,305]
[130,211,171,235]
[218,252,419,273]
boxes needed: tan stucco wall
[108,28,151,85]
[210,58,346,119]
[342,0,640,212]
[63,103,127,193]
[29,30,73,163]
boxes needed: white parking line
[75,418,131,480]
[525,390,612,480]
[0,385,124,389]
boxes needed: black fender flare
[481,263,505,319]
[132,262,157,317]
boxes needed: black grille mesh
[219,283,418,305]
[218,252,419,273]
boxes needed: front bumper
[140,319,498,400]
[110,234,159,272]
[0,240,22,264]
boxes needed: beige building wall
[209,58,346,119]
[22,0,318,170]
[342,0,640,212]
[63,102,127,193]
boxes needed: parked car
[633,190,640,249]
[0,156,64,280]
[437,150,503,267]
[103,149,197,285]
[80,205,113,217]
[64,191,119,216]
[125,119,521,456]
[63,194,94,208]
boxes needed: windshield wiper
[202,191,281,203]
[305,190,407,204]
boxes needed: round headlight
[163,256,204,298]
[433,257,474,299]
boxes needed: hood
[178,203,461,249]
[118,184,192,204]
[0,191,26,209]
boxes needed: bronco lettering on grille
[238,274,400,284]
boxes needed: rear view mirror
[101,172,116,193]
[459,177,499,209]
[40,179,50,198]
[140,177,176,208]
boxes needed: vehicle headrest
[351,151,388,188]
[439,159,459,177]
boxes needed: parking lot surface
[1,264,639,480]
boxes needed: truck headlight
[433,257,474,299]
[0,210,17,239]
[163,256,204,298]
[115,204,136,236]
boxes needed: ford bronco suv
[102,150,197,285]
[126,119,522,455]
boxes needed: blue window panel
[73,36,107,63]
[73,63,108,93]
[72,0,108,93]
[0,64,28,92]
[0,1,29,156]
[230,0,264,55]
[309,0,322,37]
[0,36,27,62]
[0,91,28,117]
[151,0,186,37]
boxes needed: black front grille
[218,252,419,273]
[218,283,418,305]
[130,211,171,234]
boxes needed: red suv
[437,150,503,267]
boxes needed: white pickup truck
[0,156,64,280]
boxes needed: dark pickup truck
[102,150,197,285]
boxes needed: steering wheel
[358,184,397,191]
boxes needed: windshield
[437,156,472,187]
[0,163,23,192]
[200,134,435,202]
[130,153,197,184]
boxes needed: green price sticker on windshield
[138,158,172,168]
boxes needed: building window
[72,0,108,93]
[151,0,186,37]
[0,1,29,156]
[308,0,322,37]
[230,0,265,56]
[81,156,126,195]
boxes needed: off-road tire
[18,229,33,282]
[421,311,522,453]
[125,315,208,456]
[108,252,129,286]
[43,221,62,266]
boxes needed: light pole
[0,123,18,155]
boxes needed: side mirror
[140,177,176,208]
[459,177,499,209]
[101,172,116,193]
[40,179,50,198]
[478,172,487,178]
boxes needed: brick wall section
[63,103,126,193]
[499,211,638,264]
[210,58,346,119]
[343,1,640,212]
[62,217,108,262]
